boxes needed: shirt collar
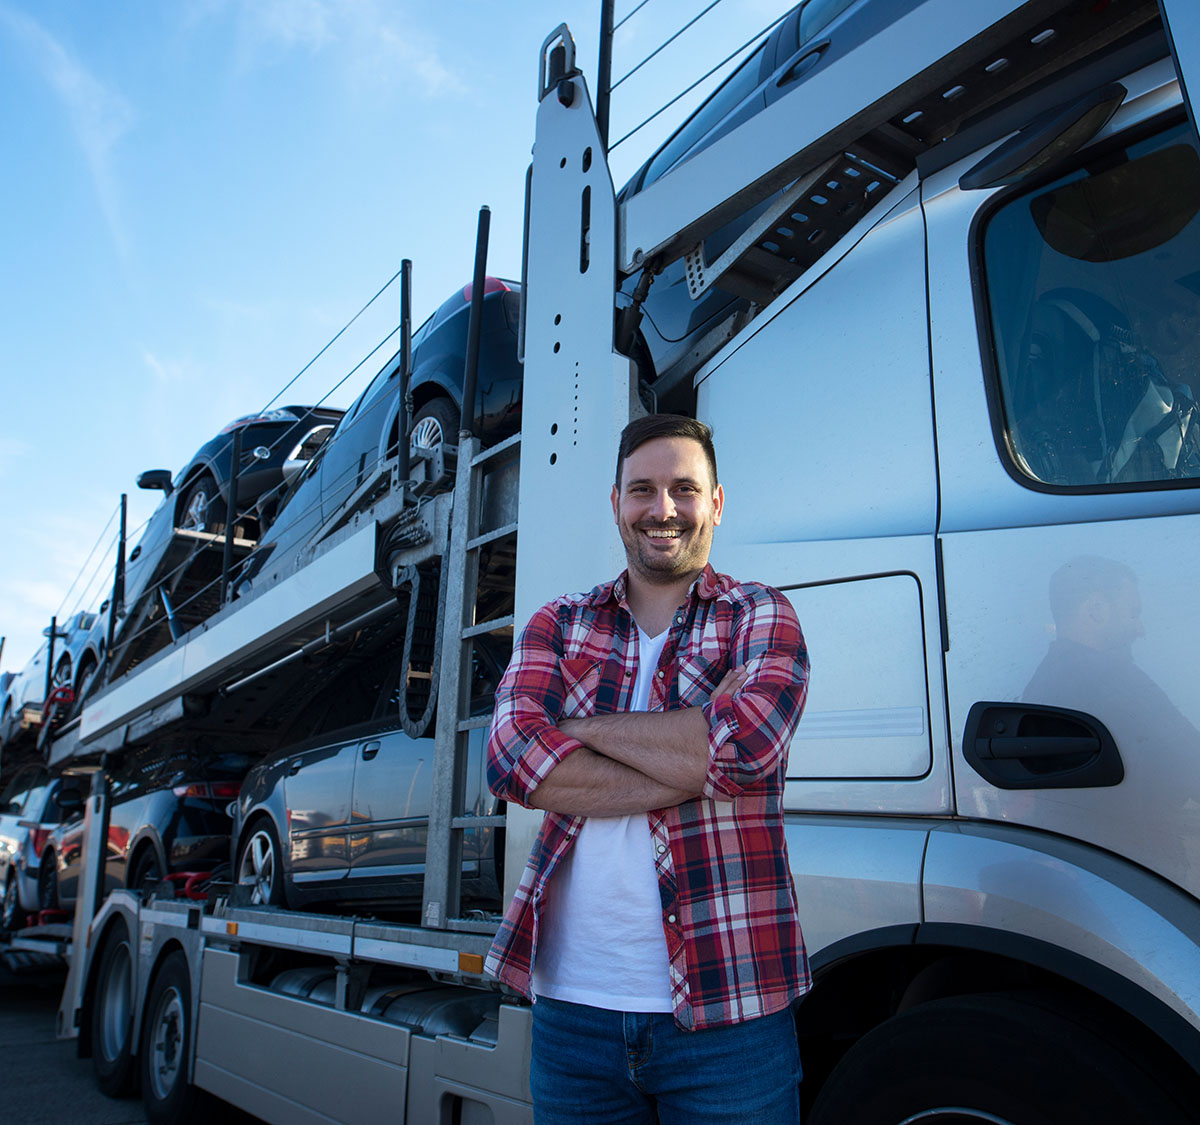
[593,563,723,609]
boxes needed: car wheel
[37,851,59,912]
[129,847,163,896]
[807,991,1195,1125]
[91,918,137,1097]
[73,655,99,717]
[1,874,25,931]
[140,950,212,1124]
[236,819,284,906]
[178,473,226,535]
[54,654,73,689]
[410,398,460,453]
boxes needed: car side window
[0,766,40,814]
[798,0,859,44]
[980,122,1200,490]
[640,39,772,189]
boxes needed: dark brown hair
[615,414,718,489]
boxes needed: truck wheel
[236,820,284,906]
[807,991,1194,1125]
[1,874,25,931]
[140,950,209,1124]
[178,474,226,535]
[410,397,460,453]
[91,919,137,1096]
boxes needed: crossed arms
[530,667,748,816]
[486,587,809,818]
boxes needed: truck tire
[140,950,209,1124]
[91,919,137,1097]
[235,819,284,906]
[807,991,1195,1125]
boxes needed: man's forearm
[527,745,695,816]
[560,707,712,794]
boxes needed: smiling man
[485,414,811,1123]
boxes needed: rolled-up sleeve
[700,586,809,800]
[486,601,585,808]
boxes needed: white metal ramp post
[57,764,111,1039]
[502,27,635,899]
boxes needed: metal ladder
[421,428,520,935]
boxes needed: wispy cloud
[0,436,30,478]
[0,5,135,256]
[142,348,188,385]
[192,0,462,98]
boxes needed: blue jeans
[530,997,802,1123]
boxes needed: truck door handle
[979,735,1100,760]
[963,702,1123,790]
[287,759,303,776]
[361,741,380,761]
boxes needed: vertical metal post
[222,428,243,604]
[460,206,491,440]
[596,0,616,151]
[397,258,413,484]
[58,762,112,1040]
[107,494,127,652]
[44,616,57,704]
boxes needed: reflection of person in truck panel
[1024,556,1198,806]
[486,414,810,1123]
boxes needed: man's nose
[650,490,677,520]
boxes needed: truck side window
[981,122,1200,490]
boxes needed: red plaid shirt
[485,564,811,1030]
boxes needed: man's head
[1049,555,1144,653]
[611,414,723,588]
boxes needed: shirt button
[656,670,664,679]
[667,914,677,924]
[625,669,633,677]
[656,844,667,855]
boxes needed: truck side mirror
[137,469,174,494]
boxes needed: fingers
[713,665,749,697]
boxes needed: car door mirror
[137,469,174,494]
[54,785,85,815]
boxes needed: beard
[617,516,713,586]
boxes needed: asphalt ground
[0,959,261,1125]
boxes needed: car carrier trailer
[12,0,1200,1121]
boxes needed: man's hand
[528,665,747,817]
[556,664,748,797]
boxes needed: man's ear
[712,483,724,526]
[611,484,620,524]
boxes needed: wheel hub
[150,988,185,1097]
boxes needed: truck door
[928,69,1200,898]
[696,182,950,819]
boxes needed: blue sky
[1,0,788,677]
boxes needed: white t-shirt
[530,626,673,1011]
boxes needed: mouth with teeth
[641,525,687,541]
